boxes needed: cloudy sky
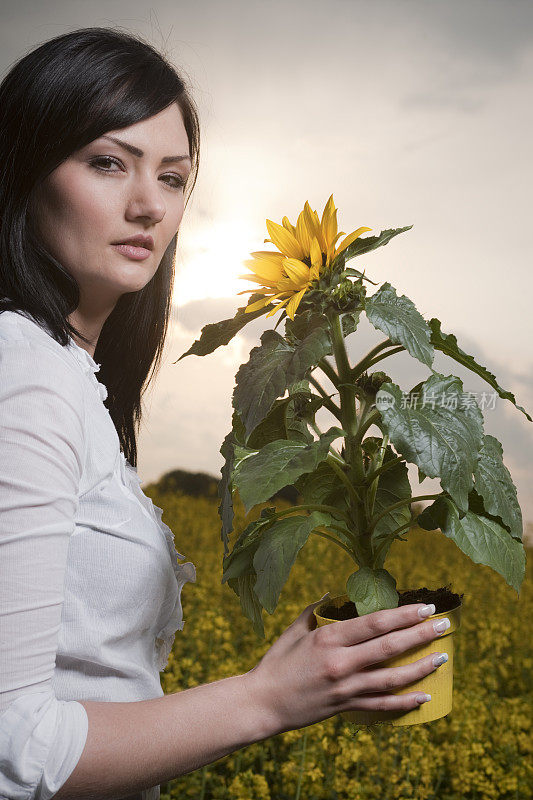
[3,0,532,532]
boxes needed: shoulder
[0,310,85,410]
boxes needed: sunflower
[238,195,371,320]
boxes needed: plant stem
[268,502,351,525]
[326,455,362,504]
[352,409,381,449]
[364,455,404,485]
[327,312,359,468]
[311,528,358,562]
[368,493,443,534]
[366,433,389,519]
[317,356,340,388]
[294,729,308,800]
[365,345,405,371]
[351,339,394,380]
[308,375,342,419]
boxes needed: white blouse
[0,309,196,800]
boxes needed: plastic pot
[313,588,462,727]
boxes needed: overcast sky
[3,0,532,533]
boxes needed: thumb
[293,592,331,635]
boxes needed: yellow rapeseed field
[146,485,532,800]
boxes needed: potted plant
[178,196,529,727]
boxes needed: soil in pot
[319,585,464,621]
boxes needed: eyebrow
[100,134,192,165]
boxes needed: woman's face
[30,102,192,308]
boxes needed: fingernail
[433,617,451,635]
[416,693,431,704]
[318,592,330,602]
[418,603,436,619]
[432,652,449,667]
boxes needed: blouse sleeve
[0,340,90,800]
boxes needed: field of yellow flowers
[146,484,532,800]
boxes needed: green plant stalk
[327,312,362,478]
[311,528,358,562]
[368,493,444,534]
[317,356,340,388]
[364,455,404,486]
[308,374,342,419]
[366,433,389,519]
[365,344,405,370]
[262,502,351,525]
[351,339,394,380]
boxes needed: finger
[286,593,331,639]
[354,616,448,669]
[353,651,443,695]
[330,602,436,648]
[345,689,431,712]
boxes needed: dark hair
[0,26,200,467]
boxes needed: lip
[112,234,154,251]
[112,243,152,261]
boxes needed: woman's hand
[242,597,448,734]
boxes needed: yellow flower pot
[313,591,462,727]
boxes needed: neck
[68,302,116,359]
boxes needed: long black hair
[0,26,200,467]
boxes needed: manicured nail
[418,604,436,619]
[433,653,449,667]
[416,693,431,704]
[433,618,451,635]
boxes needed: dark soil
[319,583,464,621]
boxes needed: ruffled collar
[117,451,197,671]
[66,338,108,402]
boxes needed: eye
[90,156,123,172]
[89,156,186,191]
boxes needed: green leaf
[376,374,485,512]
[370,449,412,568]
[429,318,532,422]
[285,310,332,347]
[473,435,523,541]
[221,510,276,582]
[227,572,265,638]
[418,498,526,595]
[253,512,323,614]
[333,226,413,268]
[341,310,361,337]
[294,459,350,515]
[233,326,332,439]
[232,427,343,513]
[177,294,271,360]
[365,283,434,368]
[346,567,399,615]
[218,411,247,554]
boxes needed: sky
[2,0,532,536]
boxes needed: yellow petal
[295,210,311,255]
[265,218,305,259]
[282,215,297,236]
[333,226,373,259]
[320,194,338,250]
[302,201,320,244]
[249,250,286,263]
[285,288,307,320]
[309,236,323,267]
[242,259,284,283]
[283,258,310,286]
[238,275,280,289]
[244,295,275,313]
[265,296,291,317]
[309,263,321,281]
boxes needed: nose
[125,174,166,225]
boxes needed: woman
[0,27,450,800]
